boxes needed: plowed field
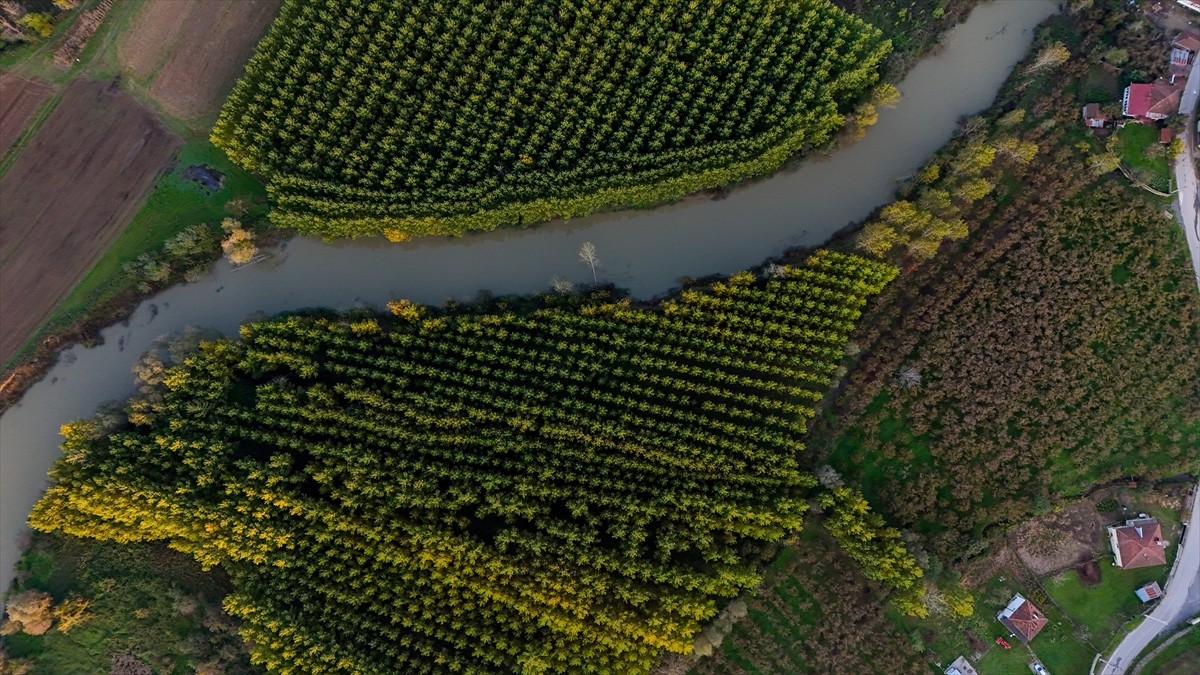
[0,79,180,362]
[0,74,53,158]
[117,0,281,125]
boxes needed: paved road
[1175,53,1200,291]
[1098,482,1200,675]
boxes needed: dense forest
[25,252,894,673]
[213,0,888,238]
[812,1,1200,558]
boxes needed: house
[997,594,1048,644]
[945,655,979,675]
[1170,30,1200,78]
[1082,103,1109,128]
[1135,581,1163,603]
[1178,0,1200,14]
[1122,80,1183,122]
[1108,517,1169,569]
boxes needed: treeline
[29,251,895,673]
[213,0,889,238]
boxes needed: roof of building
[1161,127,1174,143]
[1111,519,1168,569]
[1125,83,1155,118]
[1147,81,1183,117]
[1174,30,1200,53]
[946,656,979,675]
[1136,581,1163,602]
[1127,81,1183,120]
[997,594,1048,643]
[1083,103,1105,120]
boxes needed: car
[1029,661,1049,675]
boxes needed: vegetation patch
[213,0,889,238]
[0,532,254,675]
[26,252,894,672]
[1114,122,1172,193]
[1138,626,1200,675]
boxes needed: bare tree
[551,276,575,294]
[578,242,600,283]
[1024,42,1070,76]
[764,262,787,278]
[897,364,922,389]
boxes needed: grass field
[1116,122,1172,193]
[1044,555,1169,646]
[1139,626,1200,675]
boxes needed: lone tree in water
[579,241,600,283]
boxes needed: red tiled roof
[1125,83,1154,118]
[1125,81,1183,120]
[1174,30,1200,53]
[999,597,1048,643]
[1113,521,1168,569]
[1161,127,1174,143]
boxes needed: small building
[1123,81,1183,122]
[1179,0,1200,15]
[1160,127,1175,144]
[997,594,1048,644]
[1135,581,1163,603]
[946,655,979,675]
[1082,103,1109,128]
[1108,518,1169,569]
[1170,31,1200,78]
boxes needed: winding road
[1097,481,1200,675]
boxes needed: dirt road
[0,79,180,363]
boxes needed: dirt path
[0,79,180,362]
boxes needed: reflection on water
[0,0,1058,595]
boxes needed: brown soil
[1074,558,1102,586]
[0,73,53,157]
[0,78,181,363]
[964,628,988,653]
[116,0,282,125]
[1010,499,1107,576]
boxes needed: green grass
[1139,626,1200,675]
[3,139,266,369]
[1115,123,1172,193]
[1044,555,1169,641]
[1080,64,1121,103]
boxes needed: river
[0,0,1058,597]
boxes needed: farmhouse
[1082,103,1109,128]
[1122,81,1183,122]
[1135,581,1163,603]
[1107,518,1168,569]
[1170,30,1200,78]
[996,594,1048,644]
